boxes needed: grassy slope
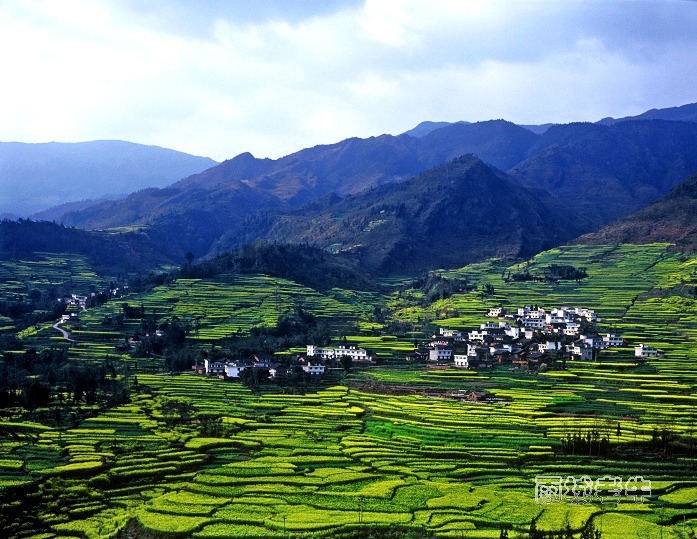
[1,244,697,538]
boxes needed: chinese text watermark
[535,475,651,504]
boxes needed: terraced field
[2,244,697,538]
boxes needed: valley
[1,243,697,538]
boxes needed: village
[198,304,659,380]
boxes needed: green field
[2,244,697,538]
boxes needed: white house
[429,347,453,361]
[540,341,562,352]
[604,334,624,347]
[336,345,372,362]
[306,345,335,359]
[453,354,469,368]
[522,317,545,329]
[581,335,604,349]
[439,328,464,340]
[487,307,505,318]
[204,359,226,376]
[302,362,326,375]
[563,323,581,336]
[468,330,488,341]
[505,326,521,339]
[635,344,659,359]
[570,344,593,361]
[225,360,253,378]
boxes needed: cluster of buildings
[198,343,374,379]
[57,293,88,308]
[408,305,640,369]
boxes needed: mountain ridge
[0,140,218,217]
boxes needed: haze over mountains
[5,101,697,276]
[0,140,217,217]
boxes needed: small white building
[635,344,659,359]
[302,362,326,375]
[487,307,505,318]
[563,323,581,336]
[429,347,453,361]
[204,359,226,376]
[225,361,252,378]
[335,345,372,362]
[604,334,624,347]
[522,317,545,329]
[453,354,469,368]
[306,345,335,359]
[571,344,593,361]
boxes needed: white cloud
[0,0,696,162]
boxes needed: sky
[0,0,696,162]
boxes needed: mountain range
[0,140,217,217]
[5,102,697,277]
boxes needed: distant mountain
[578,173,697,251]
[597,102,697,125]
[0,140,217,216]
[59,117,697,265]
[30,196,124,222]
[402,120,553,137]
[63,180,286,259]
[401,121,470,138]
[215,156,589,274]
[509,120,697,224]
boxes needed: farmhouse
[487,307,506,318]
[225,360,254,378]
[203,359,226,376]
[635,344,659,359]
[306,344,373,362]
[429,346,453,361]
[302,362,326,375]
[453,353,469,368]
[604,334,624,347]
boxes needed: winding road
[52,321,75,342]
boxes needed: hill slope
[216,156,588,274]
[509,120,697,224]
[0,140,217,216]
[578,173,697,251]
[0,220,176,273]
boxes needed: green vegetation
[1,243,697,538]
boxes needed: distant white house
[306,345,335,359]
[307,344,372,362]
[563,323,581,336]
[224,360,253,378]
[635,344,659,359]
[204,359,226,376]
[487,307,505,318]
[453,354,469,368]
[302,362,326,375]
[439,328,464,340]
[429,347,452,361]
[522,317,545,329]
[604,334,624,347]
[570,344,593,361]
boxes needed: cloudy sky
[0,0,696,162]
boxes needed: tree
[184,251,195,265]
[340,354,353,373]
[499,527,509,539]
[161,398,194,426]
